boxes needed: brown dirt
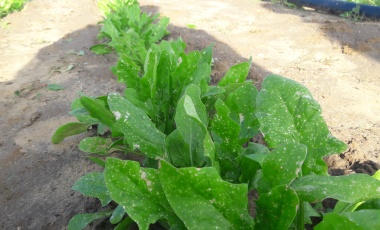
[0,0,379,229]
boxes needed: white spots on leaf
[113,111,121,120]
[178,57,182,65]
[124,112,130,121]
[141,171,152,192]
[209,199,216,204]
[239,113,244,124]
[133,143,140,150]
[377,187,380,192]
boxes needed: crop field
[1,0,380,229]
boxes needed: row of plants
[53,0,380,229]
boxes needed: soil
[0,0,379,229]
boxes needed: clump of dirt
[0,0,379,229]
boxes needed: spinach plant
[53,1,380,229]
[91,0,169,68]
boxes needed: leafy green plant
[53,1,380,229]
[91,0,169,68]
[0,0,28,18]
[340,5,365,21]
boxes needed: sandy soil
[0,0,379,228]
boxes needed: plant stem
[297,201,305,230]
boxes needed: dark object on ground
[288,0,380,19]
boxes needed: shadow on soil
[0,5,269,230]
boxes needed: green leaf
[67,211,113,230]
[260,143,307,192]
[52,122,91,144]
[225,83,259,139]
[70,98,98,124]
[166,129,191,167]
[72,172,111,206]
[199,44,213,66]
[256,75,347,175]
[90,44,113,54]
[104,158,182,230]
[210,99,242,181]
[356,198,380,210]
[86,156,106,168]
[79,137,113,155]
[111,54,141,90]
[315,210,380,230]
[159,161,255,229]
[218,61,250,87]
[255,185,299,230]
[110,205,125,224]
[114,217,134,230]
[291,173,380,203]
[107,93,166,159]
[238,143,269,184]
[211,99,241,149]
[80,96,116,131]
[46,83,64,91]
[334,169,380,213]
[186,24,196,29]
[175,84,213,167]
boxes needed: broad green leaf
[199,44,213,66]
[79,96,117,132]
[114,217,134,230]
[315,210,380,230]
[202,85,226,98]
[175,85,212,167]
[255,185,299,230]
[141,48,159,103]
[159,161,255,229]
[166,129,191,167]
[210,99,242,181]
[260,143,307,191]
[72,172,111,206]
[104,158,182,230]
[46,83,64,91]
[90,44,113,54]
[86,156,106,168]
[107,93,166,159]
[211,99,241,153]
[70,98,98,124]
[225,83,259,139]
[256,75,347,175]
[243,142,270,156]
[314,212,358,229]
[110,205,125,224]
[111,53,141,90]
[356,198,380,210]
[52,122,91,144]
[334,169,380,213]
[79,137,113,155]
[67,211,113,230]
[171,51,205,102]
[123,88,149,114]
[291,173,380,203]
[238,143,269,184]
[218,61,250,87]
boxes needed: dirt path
[1,0,379,229]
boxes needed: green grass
[0,0,28,18]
